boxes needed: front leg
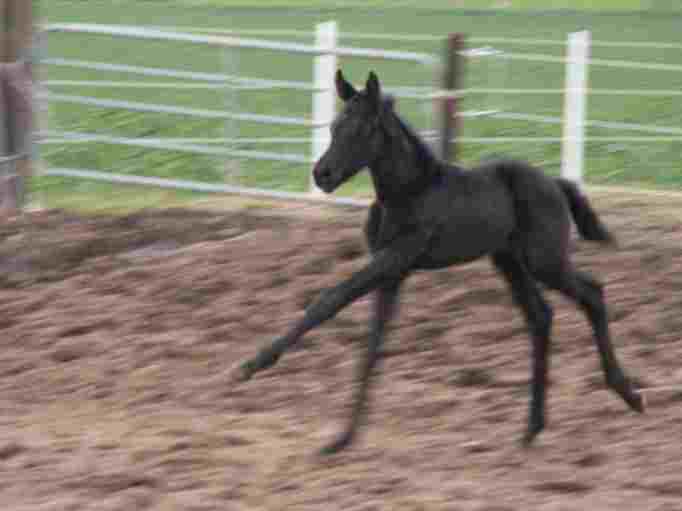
[320,279,402,455]
[231,231,429,383]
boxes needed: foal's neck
[369,124,440,208]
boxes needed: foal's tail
[556,178,616,244]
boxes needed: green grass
[148,0,676,11]
[37,0,682,211]
[32,176,208,214]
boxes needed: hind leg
[536,266,644,414]
[492,251,554,445]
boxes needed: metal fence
[41,23,515,203]
[41,22,450,206]
[40,22,682,206]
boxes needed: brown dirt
[1,197,682,510]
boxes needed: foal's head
[313,70,394,193]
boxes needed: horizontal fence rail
[38,131,312,163]
[450,88,682,97]
[499,51,682,73]
[46,58,432,96]
[135,25,682,50]
[41,92,318,127]
[0,152,30,165]
[47,80,236,90]
[490,112,682,136]
[44,132,682,148]
[46,57,232,82]
[46,79,682,100]
[45,78,433,98]
[40,132,312,146]
[446,136,682,143]
[45,168,371,208]
[46,24,437,64]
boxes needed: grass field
[123,0,682,11]
[37,0,682,211]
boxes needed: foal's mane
[381,96,440,171]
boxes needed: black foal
[230,70,643,455]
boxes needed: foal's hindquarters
[490,163,644,444]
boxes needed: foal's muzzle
[313,161,337,193]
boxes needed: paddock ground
[2,193,682,510]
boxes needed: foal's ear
[335,69,357,101]
[365,71,381,107]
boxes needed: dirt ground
[2,193,682,510]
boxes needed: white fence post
[561,30,590,185]
[222,44,240,183]
[310,21,337,195]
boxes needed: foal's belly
[411,176,516,270]
[414,213,514,269]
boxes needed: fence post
[222,43,240,184]
[310,20,337,195]
[561,30,590,185]
[439,33,463,163]
[0,0,33,214]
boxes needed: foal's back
[412,159,571,269]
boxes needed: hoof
[626,390,645,414]
[608,374,646,413]
[318,432,354,456]
[521,421,544,448]
[521,432,537,448]
[228,361,253,384]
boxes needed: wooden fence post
[1,0,33,214]
[440,33,463,163]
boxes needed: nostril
[316,166,331,180]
